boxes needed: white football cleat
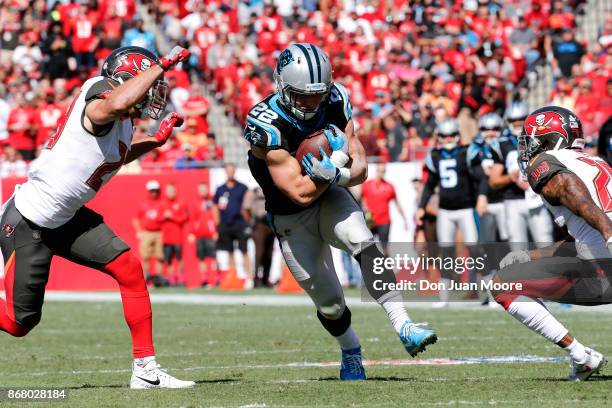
[568,347,607,382]
[130,360,195,389]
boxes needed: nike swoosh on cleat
[136,376,160,386]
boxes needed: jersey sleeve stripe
[334,83,352,121]
[246,116,281,147]
[294,43,315,83]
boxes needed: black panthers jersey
[491,133,525,200]
[467,137,503,203]
[419,145,486,211]
[244,83,352,215]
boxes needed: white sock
[378,291,410,332]
[506,297,568,343]
[336,326,360,351]
[134,356,155,368]
[565,339,588,364]
[439,278,451,303]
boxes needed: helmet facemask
[138,79,168,120]
[517,133,540,175]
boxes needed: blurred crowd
[151,0,611,161]
[1,0,610,174]
[0,0,223,173]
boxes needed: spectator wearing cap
[121,14,157,54]
[161,183,189,286]
[188,183,218,287]
[133,180,165,281]
[41,21,75,80]
[361,163,408,255]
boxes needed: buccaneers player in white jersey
[0,46,195,388]
[492,106,611,381]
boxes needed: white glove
[607,237,612,254]
[499,250,531,270]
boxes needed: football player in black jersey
[243,43,437,380]
[416,118,488,307]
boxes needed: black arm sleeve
[419,170,439,209]
[472,164,489,196]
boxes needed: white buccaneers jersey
[526,149,612,259]
[14,76,133,228]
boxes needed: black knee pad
[317,306,352,337]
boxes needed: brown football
[295,129,332,174]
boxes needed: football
[295,129,332,173]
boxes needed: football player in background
[493,106,611,381]
[416,118,488,307]
[0,46,194,388]
[489,102,553,249]
[244,43,437,380]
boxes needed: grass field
[0,291,611,407]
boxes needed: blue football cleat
[340,347,366,381]
[399,321,438,357]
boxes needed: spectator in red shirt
[132,180,164,281]
[188,183,218,287]
[161,183,189,285]
[7,93,37,161]
[35,89,62,147]
[361,163,408,254]
[71,4,98,68]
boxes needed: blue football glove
[324,124,350,167]
[302,147,340,184]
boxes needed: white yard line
[2,355,568,377]
[8,291,610,313]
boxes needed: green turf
[0,296,610,407]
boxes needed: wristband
[335,167,351,186]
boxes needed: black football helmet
[101,46,168,120]
[518,105,585,173]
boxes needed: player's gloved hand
[302,147,342,184]
[154,112,184,145]
[499,250,531,270]
[160,46,190,71]
[324,124,350,167]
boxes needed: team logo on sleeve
[529,161,550,183]
[524,111,571,142]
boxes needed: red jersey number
[577,155,612,212]
[86,141,128,192]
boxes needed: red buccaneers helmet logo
[112,53,153,77]
[524,111,570,142]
